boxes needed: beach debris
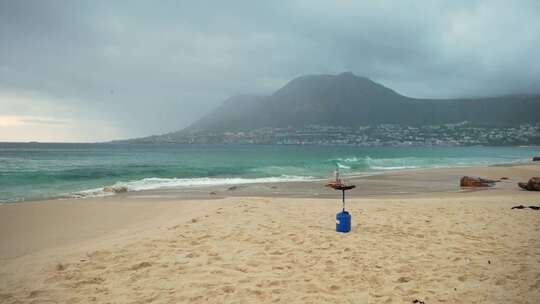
[460,176,497,187]
[511,205,540,210]
[412,299,425,304]
[103,185,128,193]
[209,191,217,195]
[533,156,540,161]
[227,186,238,191]
[518,177,540,191]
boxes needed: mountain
[124,72,540,143]
[185,72,540,131]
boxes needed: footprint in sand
[72,277,105,288]
[130,261,152,270]
[234,266,248,273]
[495,277,507,286]
[329,285,341,292]
[185,252,199,258]
[28,290,49,298]
[397,276,412,283]
[222,286,235,293]
[55,262,68,271]
[268,280,281,287]
[247,260,260,267]
[0,294,14,302]
[86,250,112,261]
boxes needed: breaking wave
[4,143,538,203]
[330,155,530,172]
[69,175,315,198]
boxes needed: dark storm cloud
[1,0,539,141]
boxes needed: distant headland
[117,72,540,146]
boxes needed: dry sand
[0,165,539,303]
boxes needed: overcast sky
[1,0,539,142]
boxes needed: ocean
[1,143,538,203]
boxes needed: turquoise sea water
[1,143,539,203]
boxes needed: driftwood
[460,176,497,187]
[518,177,540,191]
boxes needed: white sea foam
[67,187,115,199]
[369,165,420,170]
[331,155,533,171]
[70,175,315,198]
[336,163,351,169]
[116,175,315,191]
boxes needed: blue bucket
[336,211,351,233]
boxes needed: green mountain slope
[185,72,540,132]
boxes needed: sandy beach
[1,164,539,303]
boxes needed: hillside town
[142,122,540,146]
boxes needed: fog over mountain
[179,72,540,132]
[120,72,540,144]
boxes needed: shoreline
[4,161,538,205]
[75,161,540,199]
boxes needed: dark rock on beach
[460,176,496,187]
[533,156,540,161]
[518,177,540,191]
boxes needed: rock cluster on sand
[460,176,497,187]
[533,156,540,161]
[103,185,128,193]
[518,177,540,191]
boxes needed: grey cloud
[1,0,539,141]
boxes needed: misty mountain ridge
[124,72,540,144]
[184,72,539,132]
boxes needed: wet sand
[0,164,539,303]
